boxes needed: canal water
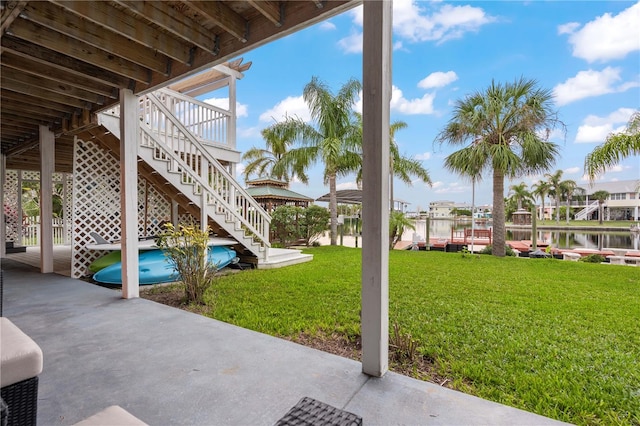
[403,219,640,251]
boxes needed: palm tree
[389,210,415,250]
[242,124,307,183]
[585,111,640,180]
[591,190,610,224]
[508,182,532,210]
[545,170,564,223]
[353,114,432,208]
[437,78,561,257]
[273,77,362,245]
[559,179,583,224]
[531,180,551,220]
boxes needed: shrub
[301,205,330,246]
[480,244,517,257]
[579,254,605,263]
[155,223,217,304]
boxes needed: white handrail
[140,92,270,249]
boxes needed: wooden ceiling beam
[115,1,216,54]
[1,66,106,104]
[23,1,172,76]
[1,98,75,120]
[1,36,135,89]
[1,75,91,109]
[52,0,193,65]
[2,89,83,114]
[138,1,353,94]
[7,18,152,83]
[2,112,57,127]
[247,1,283,27]
[1,0,28,35]
[188,1,248,43]
[2,52,118,99]
[0,125,36,137]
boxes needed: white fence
[21,216,68,246]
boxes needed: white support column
[228,73,237,150]
[120,89,140,299]
[171,200,179,226]
[39,125,54,273]
[361,0,392,378]
[200,158,209,231]
[0,154,6,257]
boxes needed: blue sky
[204,1,640,209]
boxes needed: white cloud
[433,182,470,194]
[337,181,359,190]
[235,163,246,177]
[237,126,261,139]
[557,22,580,35]
[390,86,436,115]
[337,1,494,54]
[319,21,336,31]
[337,31,363,54]
[414,152,432,161]
[259,96,310,123]
[203,97,248,117]
[560,2,640,62]
[417,71,458,89]
[564,166,581,175]
[553,67,638,106]
[574,107,635,143]
[431,181,444,189]
[394,1,495,44]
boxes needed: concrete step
[258,248,313,269]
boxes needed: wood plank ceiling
[0,0,357,167]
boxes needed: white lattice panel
[22,170,40,181]
[71,137,172,278]
[64,173,73,243]
[3,170,19,242]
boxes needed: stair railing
[139,90,270,251]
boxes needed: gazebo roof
[246,177,289,188]
[316,190,363,205]
[246,185,312,202]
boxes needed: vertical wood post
[39,125,54,273]
[361,0,392,377]
[120,89,140,299]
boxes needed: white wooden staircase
[97,88,311,268]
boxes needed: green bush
[579,254,605,263]
[479,244,517,257]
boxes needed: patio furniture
[74,406,147,426]
[0,318,43,426]
[275,397,362,426]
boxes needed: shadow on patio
[1,258,566,425]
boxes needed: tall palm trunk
[598,202,604,225]
[540,196,545,221]
[492,169,506,257]
[329,173,338,245]
[565,196,571,224]
[555,195,561,223]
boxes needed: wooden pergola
[1,0,392,377]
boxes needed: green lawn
[205,246,639,425]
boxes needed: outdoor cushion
[74,406,147,426]
[0,317,43,388]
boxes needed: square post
[39,125,54,273]
[361,0,392,377]
[120,89,140,298]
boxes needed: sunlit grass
[206,246,640,425]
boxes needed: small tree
[389,210,415,250]
[591,190,610,224]
[271,205,303,248]
[300,205,329,246]
[156,223,216,304]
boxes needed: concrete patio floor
[1,257,568,425]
